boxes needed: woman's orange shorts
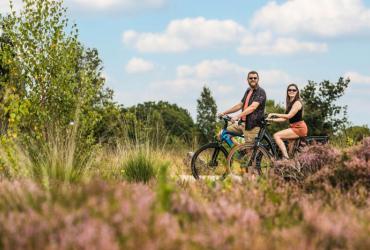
[290,121,308,137]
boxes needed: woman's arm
[273,101,302,120]
[267,118,286,123]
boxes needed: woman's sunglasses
[288,89,297,92]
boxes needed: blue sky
[2,0,370,126]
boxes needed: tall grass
[0,126,95,190]
[122,150,157,183]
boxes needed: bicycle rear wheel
[227,144,273,177]
[191,142,229,180]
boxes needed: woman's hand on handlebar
[266,113,279,122]
[267,113,279,119]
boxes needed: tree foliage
[336,125,370,146]
[1,0,111,144]
[301,77,350,135]
[93,101,195,147]
[125,101,195,145]
[196,86,217,144]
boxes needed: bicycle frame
[218,116,244,148]
[204,116,244,169]
[254,124,278,159]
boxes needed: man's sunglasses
[288,89,297,92]
[248,77,258,80]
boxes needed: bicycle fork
[209,147,220,168]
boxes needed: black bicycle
[226,115,328,177]
[192,114,328,179]
[191,115,243,180]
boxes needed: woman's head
[286,83,300,110]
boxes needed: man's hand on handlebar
[217,112,226,118]
[230,116,239,124]
[217,112,240,124]
[217,114,231,122]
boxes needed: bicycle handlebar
[218,115,232,122]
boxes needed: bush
[305,137,370,191]
[274,144,340,182]
[122,151,157,184]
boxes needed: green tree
[196,86,217,144]
[301,77,350,135]
[93,100,195,147]
[342,125,370,144]
[0,14,29,137]
[2,0,111,143]
[124,101,195,145]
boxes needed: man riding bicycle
[218,71,266,145]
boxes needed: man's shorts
[226,122,260,144]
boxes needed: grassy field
[0,137,369,250]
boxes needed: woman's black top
[286,100,303,124]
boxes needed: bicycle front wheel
[227,144,273,177]
[191,142,229,180]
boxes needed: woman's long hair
[286,83,301,112]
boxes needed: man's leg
[240,127,261,174]
[243,127,260,144]
[219,122,243,144]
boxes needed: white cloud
[176,59,246,79]
[125,57,155,74]
[150,60,245,95]
[66,0,166,12]
[123,17,246,53]
[150,59,298,107]
[238,31,328,55]
[123,17,328,55]
[344,71,370,84]
[251,0,370,37]
[123,30,189,53]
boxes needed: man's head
[247,71,259,89]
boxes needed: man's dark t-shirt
[241,86,266,130]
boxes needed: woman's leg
[273,129,300,159]
[287,140,295,158]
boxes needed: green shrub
[122,151,156,183]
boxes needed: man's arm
[233,102,260,120]
[219,102,243,116]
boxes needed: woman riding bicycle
[267,83,308,159]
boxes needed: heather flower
[274,144,340,182]
[171,192,203,220]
